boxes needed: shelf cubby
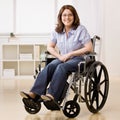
[1,44,47,79]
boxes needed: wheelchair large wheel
[84,61,109,113]
[63,100,80,118]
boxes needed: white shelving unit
[1,43,47,79]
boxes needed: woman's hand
[58,53,72,62]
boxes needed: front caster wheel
[23,98,41,114]
[24,104,41,114]
[63,100,80,118]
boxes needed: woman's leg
[30,59,62,96]
[47,57,84,101]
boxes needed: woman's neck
[65,27,71,38]
[65,26,71,33]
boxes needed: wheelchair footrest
[43,100,60,111]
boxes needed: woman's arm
[47,41,61,59]
[69,40,93,57]
[47,41,71,62]
[58,40,93,62]
[47,40,93,62]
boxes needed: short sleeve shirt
[50,25,91,55]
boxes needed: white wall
[73,0,99,36]
[0,0,14,33]
[16,0,56,34]
[0,0,56,34]
[103,0,120,77]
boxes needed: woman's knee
[56,63,69,72]
[46,59,62,70]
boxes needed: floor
[0,77,120,120]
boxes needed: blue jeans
[30,56,84,101]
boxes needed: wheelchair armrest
[78,61,86,74]
[45,51,50,55]
[78,52,96,74]
[84,52,96,59]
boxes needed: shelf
[2,61,18,76]
[3,45,18,60]
[19,61,34,75]
[1,43,47,79]
[19,45,34,59]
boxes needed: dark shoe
[41,95,60,110]
[43,100,60,111]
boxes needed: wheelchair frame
[23,35,109,118]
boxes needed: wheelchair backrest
[91,35,101,60]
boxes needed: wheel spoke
[91,90,96,105]
[89,77,95,86]
[71,108,76,113]
[100,79,106,85]
[96,92,99,109]
[97,66,102,82]
[94,69,98,80]
[99,90,104,98]
[66,107,71,113]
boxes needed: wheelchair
[23,35,109,118]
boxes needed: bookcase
[1,43,47,79]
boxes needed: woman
[20,5,93,103]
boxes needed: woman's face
[61,9,74,28]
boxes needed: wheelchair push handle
[94,35,100,40]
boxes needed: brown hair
[55,5,80,33]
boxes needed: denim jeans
[30,56,84,101]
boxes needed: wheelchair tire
[63,100,80,118]
[24,100,41,114]
[84,61,109,113]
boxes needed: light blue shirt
[50,25,91,55]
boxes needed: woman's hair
[55,5,80,33]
